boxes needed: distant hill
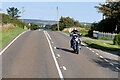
[21,19,57,25]
[21,19,92,25]
[80,22,92,25]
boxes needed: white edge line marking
[44,31,64,79]
[45,31,51,40]
[89,48,92,50]
[99,55,104,58]
[110,63,114,66]
[104,59,109,62]
[96,53,99,55]
[54,47,56,49]
[0,31,27,55]
[57,54,60,57]
[116,67,120,70]
[63,66,67,71]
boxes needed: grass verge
[83,40,120,51]
[0,27,25,49]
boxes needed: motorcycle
[71,34,81,54]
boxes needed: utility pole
[22,7,24,22]
[57,6,59,31]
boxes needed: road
[1,29,119,79]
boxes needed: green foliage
[84,25,91,30]
[1,27,25,48]
[79,30,88,37]
[83,40,120,51]
[1,13,27,29]
[95,1,120,33]
[59,16,82,31]
[51,24,58,31]
[98,37,113,41]
[90,18,117,33]
[88,29,93,37]
[7,7,21,19]
[113,34,120,46]
[30,23,40,30]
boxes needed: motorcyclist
[70,28,82,48]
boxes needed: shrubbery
[30,23,40,30]
[113,34,120,46]
[1,13,28,29]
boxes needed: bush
[113,34,120,46]
[88,30,93,37]
[30,23,40,30]
[79,30,88,37]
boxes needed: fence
[93,31,117,39]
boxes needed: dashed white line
[116,67,120,70]
[89,48,92,50]
[54,47,56,49]
[44,31,64,79]
[92,51,94,53]
[86,47,89,48]
[62,66,67,71]
[104,59,109,62]
[57,54,60,58]
[95,53,99,55]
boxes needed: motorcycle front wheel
[76,46,79,54]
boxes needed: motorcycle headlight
[75,38,79,41]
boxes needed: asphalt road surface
[2,29,119,79]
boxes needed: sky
[1,2,104,23]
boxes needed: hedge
[113,34,120,46]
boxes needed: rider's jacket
[70,30,82,38]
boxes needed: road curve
[2,30,119,79]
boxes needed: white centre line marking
[63,66,67,71]
[92,51,94,53]
[45,31,52,40]
[0,31,27,55]
[44,31,64,79]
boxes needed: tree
[94,1,120,33]
[7,7,21,19]
[74,21,80,27]
[59,16,81,30]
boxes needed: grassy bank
[83,40,120,51]
[0,27,25,49]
